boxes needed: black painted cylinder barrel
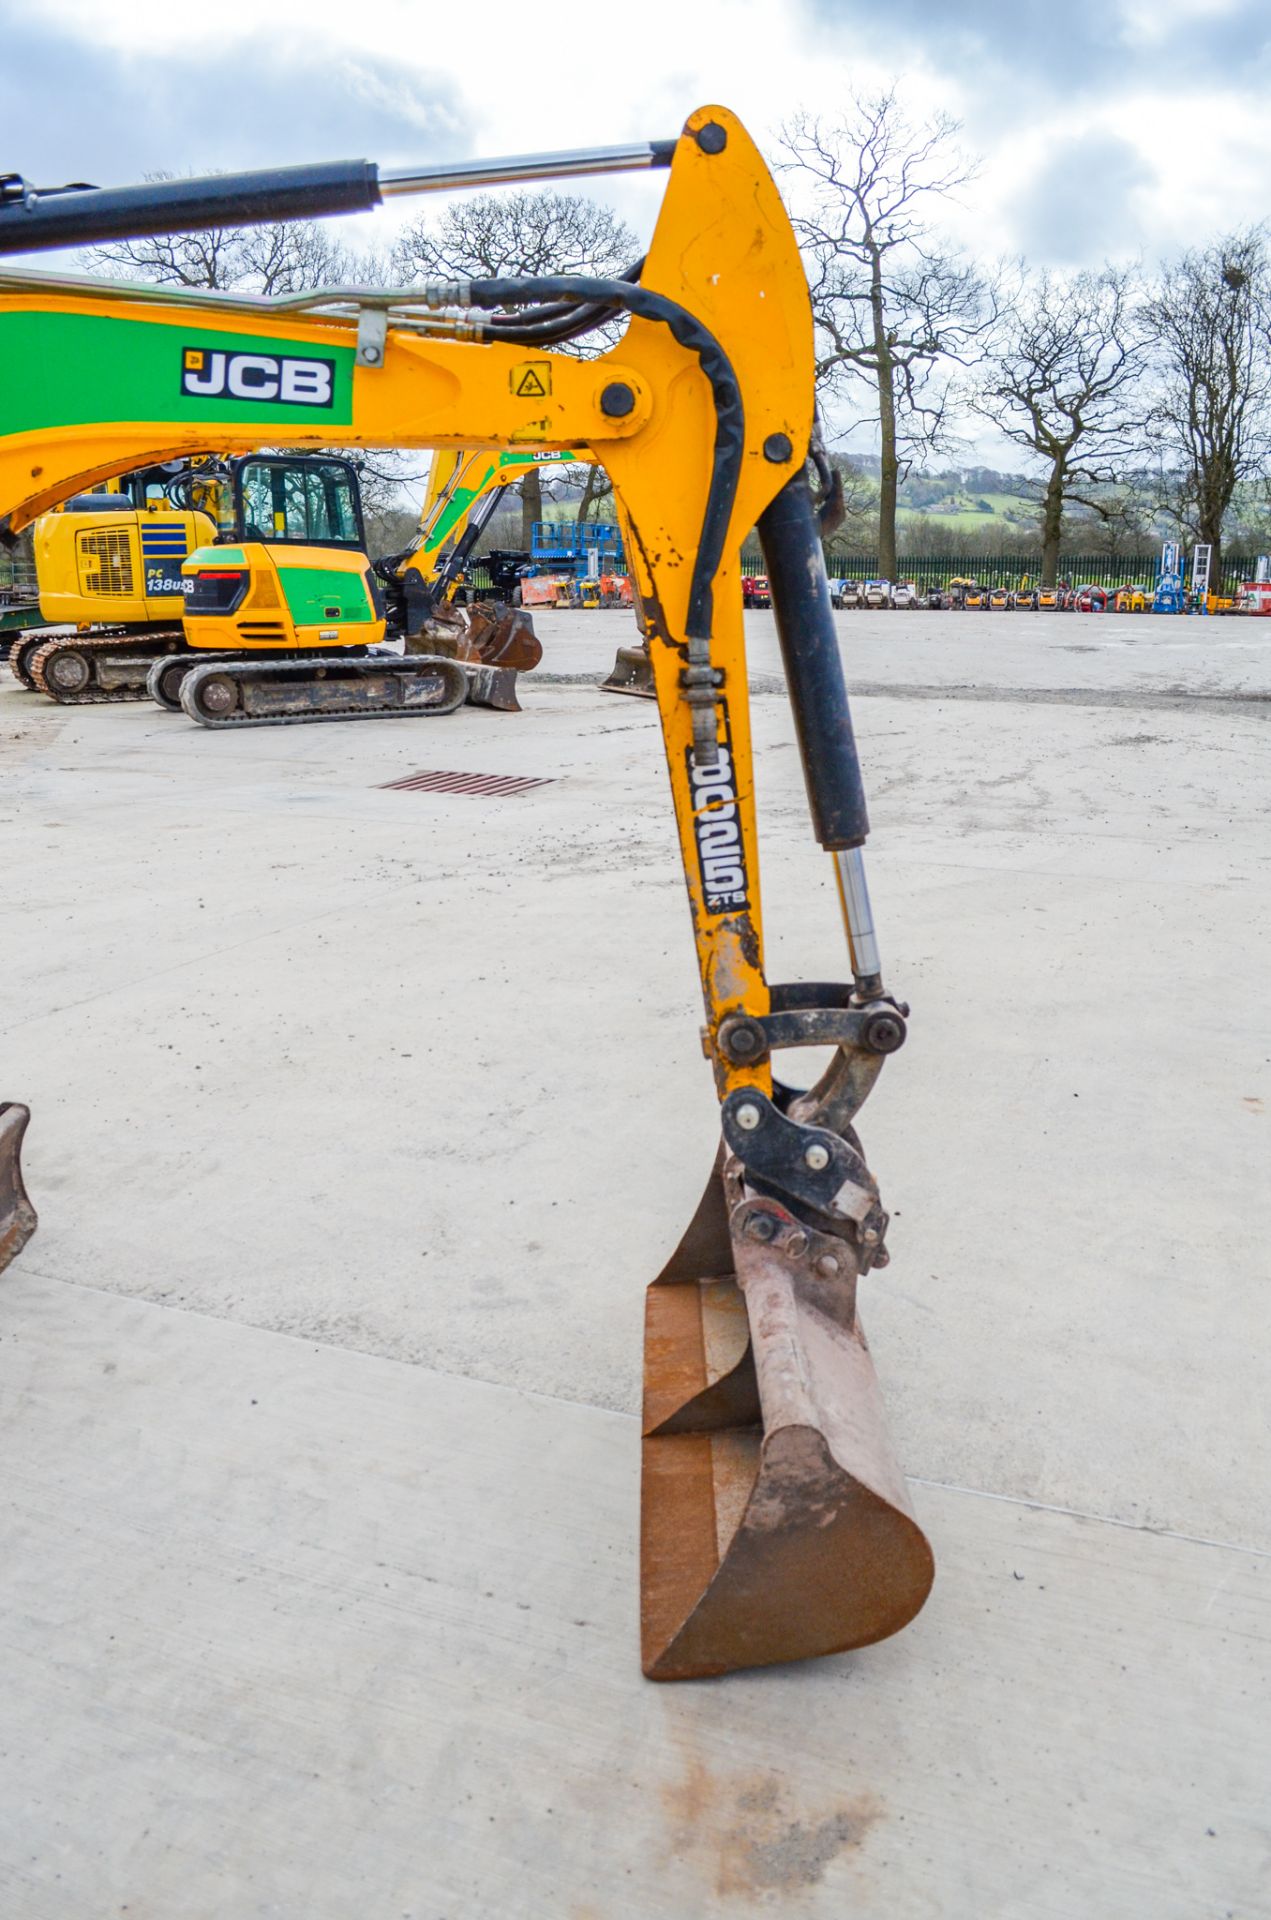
[757,471,869,849]
[0,161,381,255]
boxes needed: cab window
[237,460,362,547]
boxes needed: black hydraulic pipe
[433,486,509,602]
[0,161,381,255]
[757,470,869,850]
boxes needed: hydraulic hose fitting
[420,279,472,309]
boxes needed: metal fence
[739,551,1265,595]
[0,561,36,602]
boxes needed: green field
[897,490,1034,535]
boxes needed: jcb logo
[180,346,335,408]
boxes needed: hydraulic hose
[446,274,743,649]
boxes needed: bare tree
[563,462,615,525]
[392,191,637,547]
[974,265,1145,584]
[1144,228,1271,586]
[781,94,987,578]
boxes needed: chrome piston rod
[834,847,883,994]
[380,141,675,196]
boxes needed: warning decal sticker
[511,363,552,399]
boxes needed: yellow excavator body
[0,106,935,1675]
[34,496,215,625]
[181,541,384,652]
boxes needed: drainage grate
[380,768,555,797]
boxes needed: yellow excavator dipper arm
[0,108,933,1676]
[395,444,581,618]
[412,445,578,585]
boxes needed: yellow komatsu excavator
[5,462,213,691]
[0,108,934,1676]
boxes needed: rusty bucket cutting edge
[0,1103,36,1275]
[640,1161,933,1681]
[600,643,657,699]
[462,663,522,713]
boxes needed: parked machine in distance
[1232,557,1271,613]
[7,464,216,692]
[14,452,541,723]
[741,573,771,608]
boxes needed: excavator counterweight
[0,108,933,1677]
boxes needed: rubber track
[29,630,183,705]
[7,636,46,689]
[147,652,237,711]
[180,655,470,729]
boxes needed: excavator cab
[182,454,385,655]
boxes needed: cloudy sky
[4,0,1270,467]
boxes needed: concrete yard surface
[2,607,1270,1916]
[5,1270,1268,1920]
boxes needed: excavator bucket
[464,602,543,674]
[407,603,540,711]
[0,1103,37,1274]
[641,1154,933,1679]
[600,641,657,698]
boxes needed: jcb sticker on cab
[180,346,335,408]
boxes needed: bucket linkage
[641,986,933,1679]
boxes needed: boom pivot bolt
[763,433,793,463]
[694,122,728,154]
[600,382,636,417]
[804,1142,830,1171]
[735,1102,762,1131]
